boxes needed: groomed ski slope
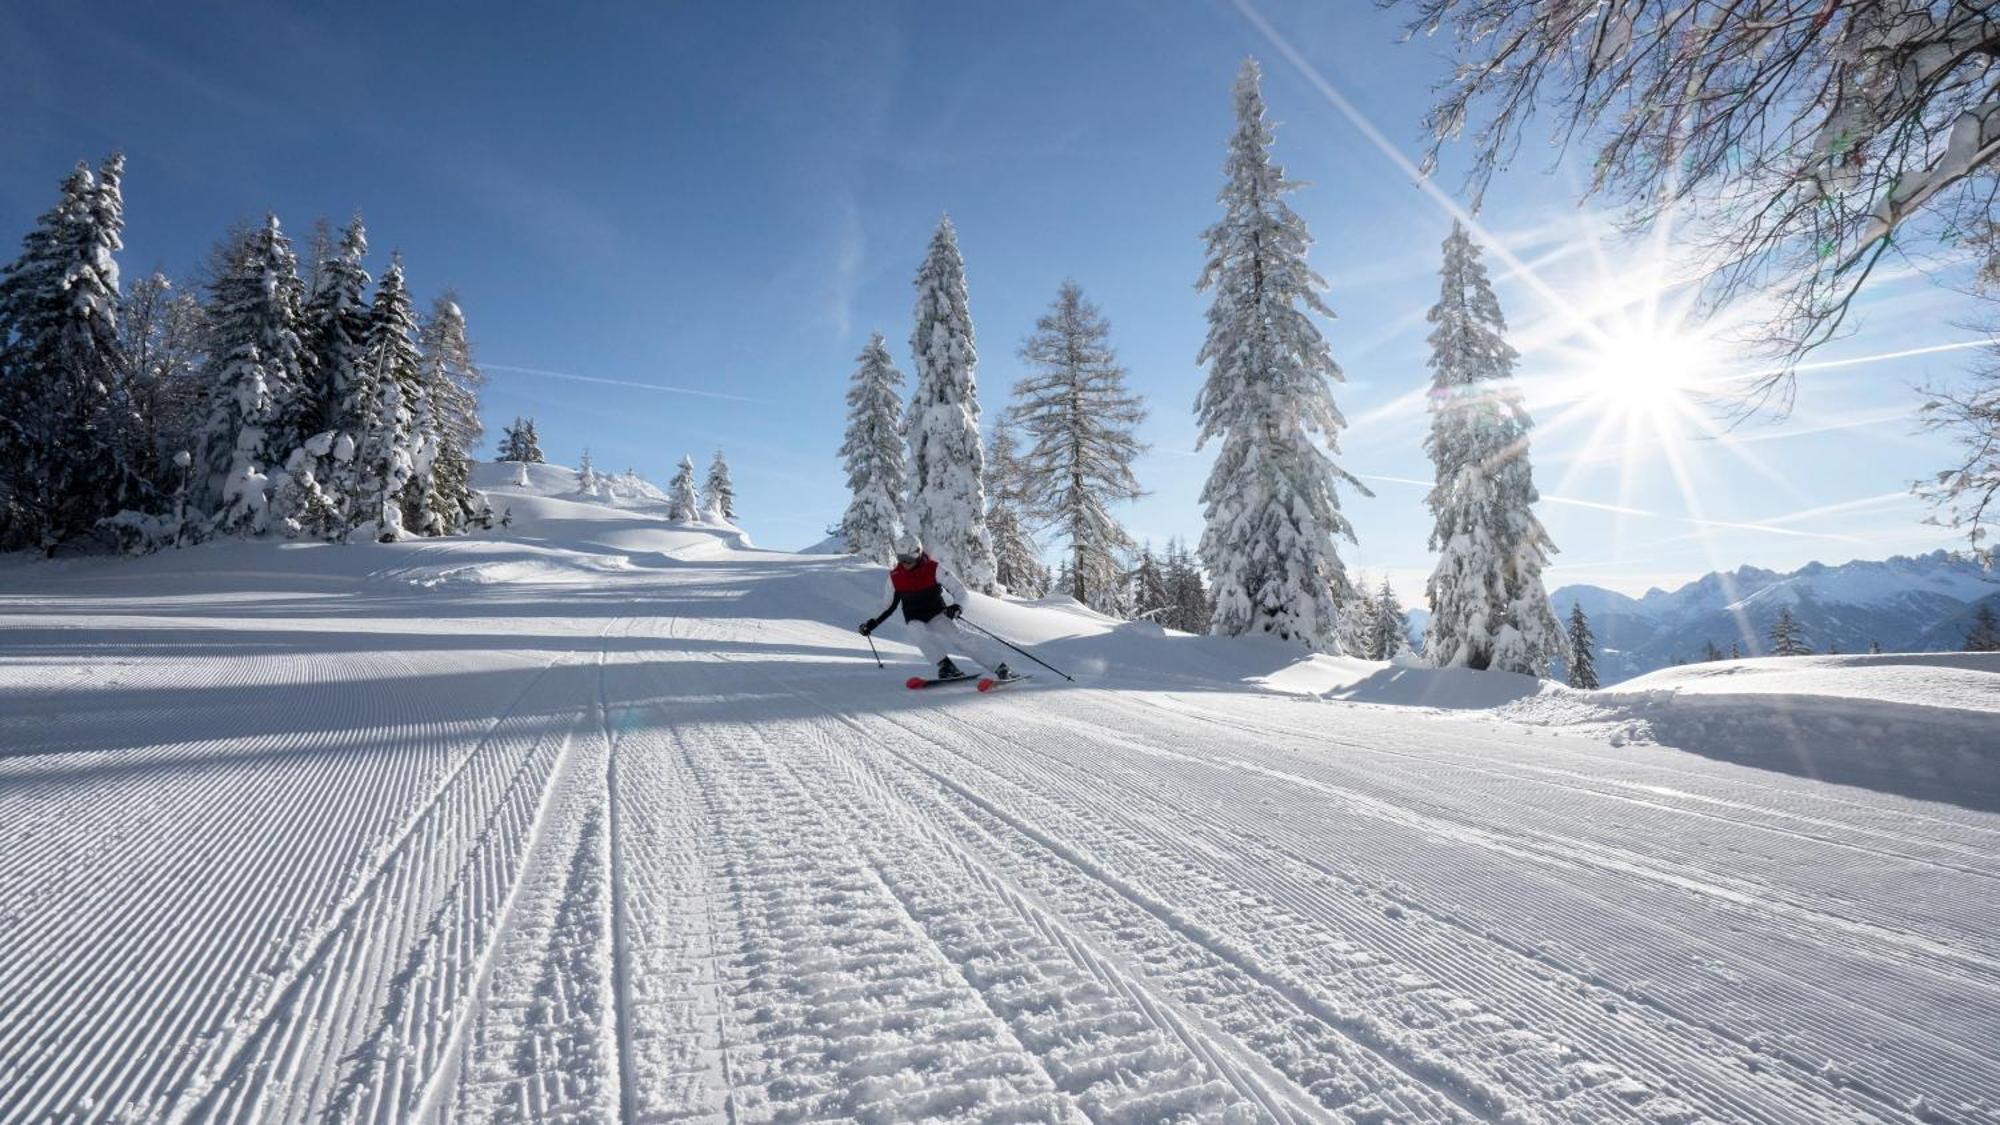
[2,463,1997,1124]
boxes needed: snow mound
[1498,653,2000,806]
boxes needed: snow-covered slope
[3,475,1997,1123]
[1549,550,2000,681]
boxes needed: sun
[1583,323,1717,421]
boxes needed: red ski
[906,673,977,690]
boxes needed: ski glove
[944,604,963,620]
[859,619,877,637]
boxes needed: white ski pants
[903,615,1009,673]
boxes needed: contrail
[1358,472,1868,542]
[485,363,772,404]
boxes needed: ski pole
[961,618,1074,681]
[865,631,883,668]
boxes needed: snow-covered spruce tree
[1194,61,1364,651]
[347,257,425,541]
[1373,579,1411,661]
[198,214,311,537]
[1421,220,1564,675]
[1129,545,1172,623]
[576,447,600,496]
[1565,603,1598,689]
[666,455,701,521]
[498,417,534,461]
[1966,603,2000,652]
[401,277,483,536]
[905,216,996,591]
[522,418,545,462]
[274,215,370,539]
[1768,606,1812,656]
[985,419,1049,597]
[1163,539,1213,634]
[1335,570,1378,656]
[0,155,128,552]
[1015,280,1147,607]
[704,449,735,522]
[839,333,907,563]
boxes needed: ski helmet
[895,532,923,564]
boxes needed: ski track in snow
[2,506,1997,1123]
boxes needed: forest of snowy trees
[832,58,1575,668]
[0,156,490,553]
[834,58,1570,672]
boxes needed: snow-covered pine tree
[1194,61,1364,652]
[1768,607,1812,656]
[1565,603,1599,689]
[1421,219,1564,675]
[667,455,701,521]
[1129,545,1172,623]
[704,449,735,522]
[0,154,128,552]
[985,419,1049,596]
[1163,539,1213,635]
[349,257,425,541]
[198,214,311,537]
[499,417,533,462]
[1702,639,1726,662]
[1335,570,1379,656]
[1014,280,1147,607]
[273,215,371,539]
[905,216,996,591]
[575,447,600,496]
[839,333,908,563]
[522,418,545,463]
[399,275,483,536]
[1963,603,1999,652]
[1373,579,1411,660]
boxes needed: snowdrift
[1499,653,2000,808]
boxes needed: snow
[3,468,1998,1122]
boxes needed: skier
[859,534,1014,683]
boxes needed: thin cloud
[486,363,772,404]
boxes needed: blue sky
[2,1,1982,596]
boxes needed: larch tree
[986,419,1050,597]
[1566,603,1599,689]
[0,154,128,552]
[1194,59,1364,652]
[1014,281,1147,607]
[704,449,735,522]
[905,216,996,591]
[199,214,310,537]
[1405,0,2000,404]
[667,455,701,521]
[118,272,208,498]
[420,291,484,452]
[1421,220,1565,675]
[839,333,908,563]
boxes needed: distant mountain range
[1404,551,2000,684]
